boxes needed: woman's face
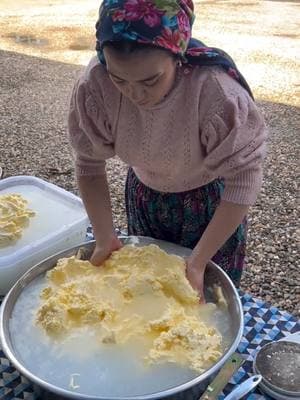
[103,46,177,108]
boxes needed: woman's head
[96,0,254,103]
[103,41,178,106]
[96,0,195,105]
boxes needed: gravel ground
[0,1,299,317]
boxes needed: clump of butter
[148,306,222,371]
[36,244,222,373]
[0,193,35,247]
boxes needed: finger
[90,251,107,266]
[112,237,123,251]
[199,292,206,304]
[196,285,206,304]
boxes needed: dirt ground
[0,0,299,315]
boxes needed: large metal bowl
[0,236,243,400]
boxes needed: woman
[68,0,267,300]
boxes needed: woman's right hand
[90,235,123,266]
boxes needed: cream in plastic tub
[0,176,89,294]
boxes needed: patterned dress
[125,168,247,287]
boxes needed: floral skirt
[125,168,247,287]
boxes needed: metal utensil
[223,375,262,400]
[199,353,244,400]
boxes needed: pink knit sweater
[68,57,267,205]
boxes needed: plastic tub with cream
[0,175,89,294]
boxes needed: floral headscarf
[95,0,253,98]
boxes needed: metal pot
[0,236,244,400]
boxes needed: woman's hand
[185,201,249,302]
[90,235,123,266]
[186,257,206,303]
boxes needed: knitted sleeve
[68,76,115,176]
[200,77,267,205]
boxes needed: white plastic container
[0,176,89,294]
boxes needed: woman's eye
[115,79,125,85]
[143,79,158,87]
[110,75,125,85]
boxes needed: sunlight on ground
[0,0,299,105]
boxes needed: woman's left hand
[186,257,206,303]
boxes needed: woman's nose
[127,84,145,102]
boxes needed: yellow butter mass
[36,244,222,372]
[0,194,35,247]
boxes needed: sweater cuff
[75,160,106,176]
[221,169,263,205]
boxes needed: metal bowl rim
[253,341,300,397]
[0,237,244,400]
[253,373,299,400]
